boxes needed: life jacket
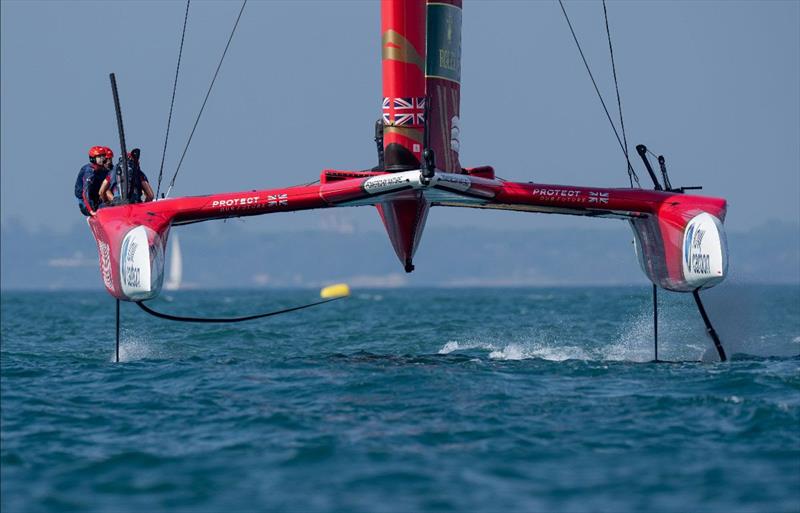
[75,163,107,211]
[74,164,93,199]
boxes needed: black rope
[157,0,191,199]
[166,0,248,198]
[602,0,639,188]
[136,295,343,323]
[557,0,639,187]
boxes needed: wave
[438,339,590,362]
[111,329,163,362]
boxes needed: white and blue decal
[119,225,165,300]
[681,212,727,289]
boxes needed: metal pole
[657,155,672,191]
[653,284,659,362]
[115,299,120,363]
[635,144,663,191]
[109,73,130,203]
[692,289,727,362]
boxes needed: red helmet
[104,147,114,159]
[88,146,106,158]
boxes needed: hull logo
[588,191,609,204]
[532,188,584,203]
[119,226,154,300]
[211,196,262,212]
[681,213,727,288]
[98,240,114,292]
[364,174,411,193]
[268,194,288,207]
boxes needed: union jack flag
[588,191,609,204]
[268,194,288,207]
[382,96,426,126]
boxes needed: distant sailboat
[163,234,182,291]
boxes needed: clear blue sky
[2,1,798,234]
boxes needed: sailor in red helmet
[99,147,155,204]
[74,146,112,216]
[103,147,115,173]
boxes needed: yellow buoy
[320,283,351,299]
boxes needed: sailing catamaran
[90,0,729,362]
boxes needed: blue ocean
[2,285,798,512]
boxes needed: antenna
[657,155,673,191]
[110,73,130,204]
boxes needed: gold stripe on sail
[384,125,424,143]
[382,30,425,71]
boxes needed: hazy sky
[2,0,798,235]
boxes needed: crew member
[104,147,115,172]
[100,147,155,204]
[74,146,111,216]
[101,147,115,205]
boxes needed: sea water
[2,286,798,512]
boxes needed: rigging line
[136,296,343,323]
[557,0,637,185]
[165,0,248,198]
[157,0,191,199]
[602,0,639,188]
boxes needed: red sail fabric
[381,0,427,169]
[425,0,463,173]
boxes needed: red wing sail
[425,0,462,174]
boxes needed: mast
[110,73,130,203]
[381,0,427,171]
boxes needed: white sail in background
[164,234,182,291]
